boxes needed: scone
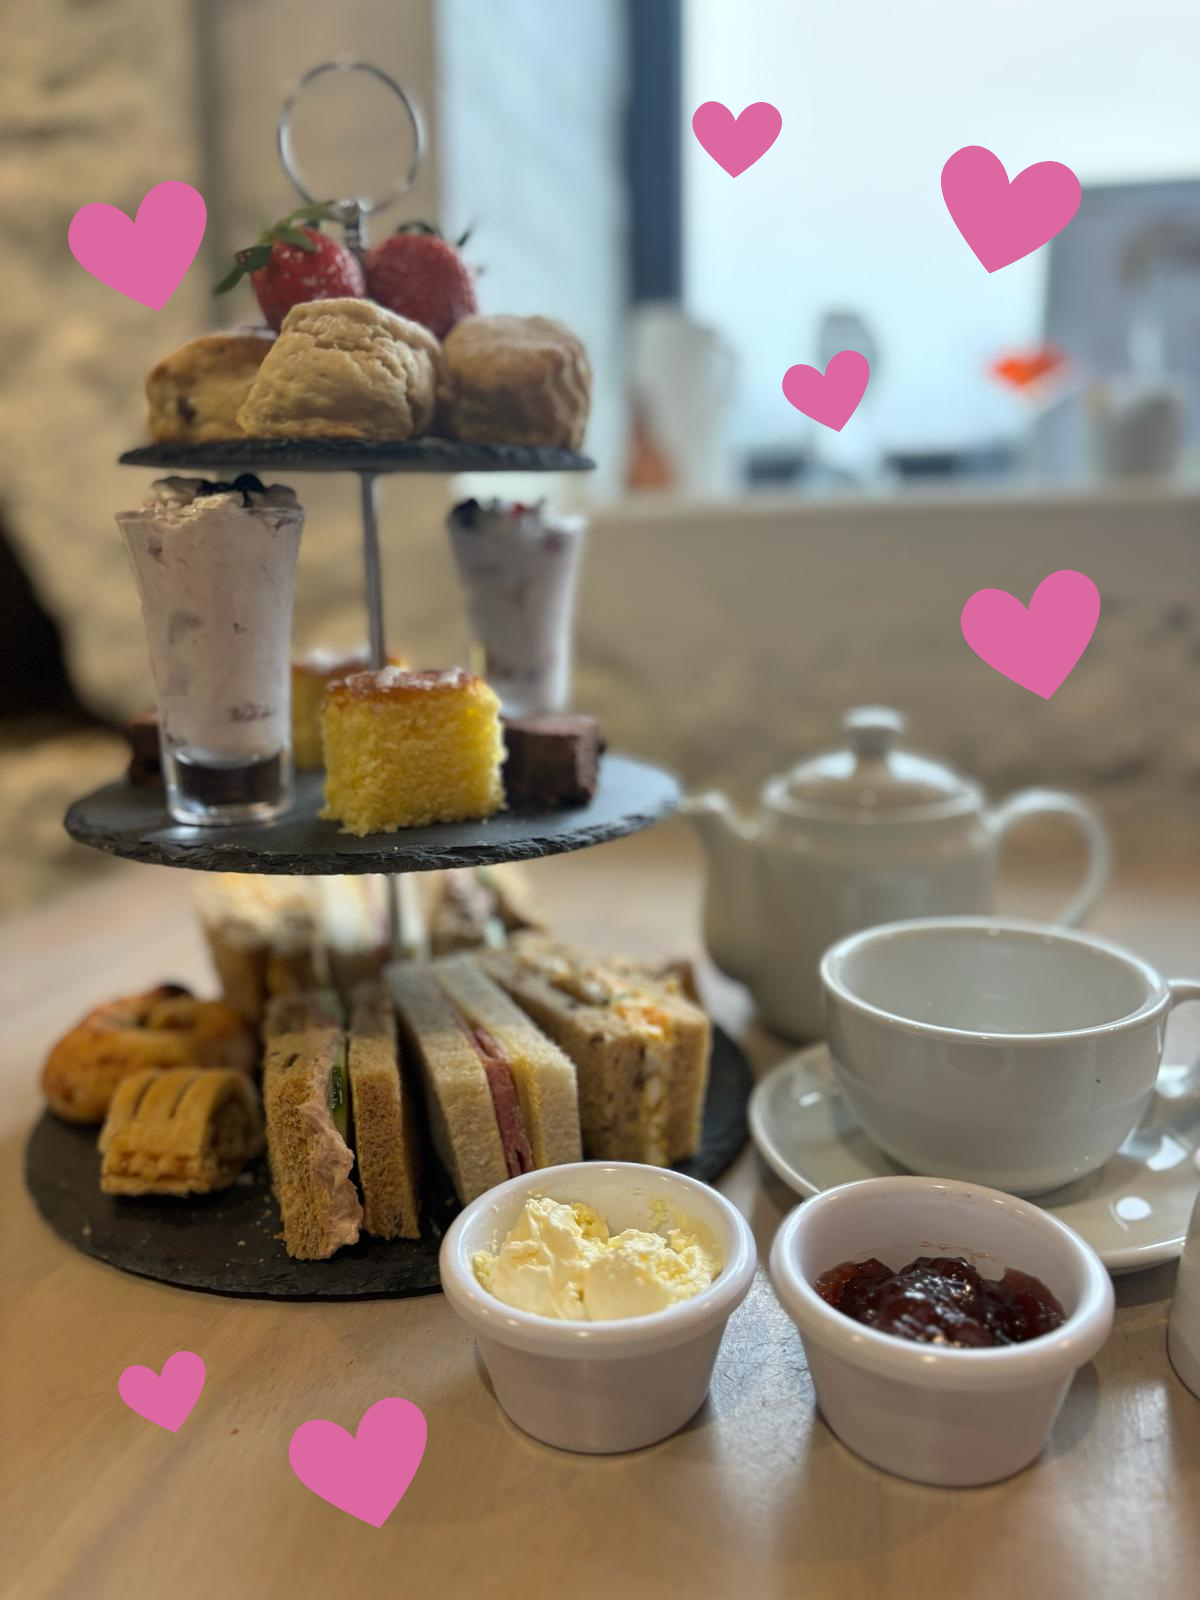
[439,314,591,449]
[99,1068,265,1196]
[237,298,440,440]
[146,332,274,442]
[41,985,257,1124]
[321,667,505,835]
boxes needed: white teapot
[684,707,1111,1041]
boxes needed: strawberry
[365,223,478,339]
[215,205,365,331]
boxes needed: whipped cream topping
[472,1196,721,1321]
[141,474,300,516]
[448,497,586,538]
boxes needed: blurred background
[1,0,1198,910]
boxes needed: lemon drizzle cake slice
[320,667,505,836]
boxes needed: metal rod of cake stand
[360,471,386,671]
[358,469,421,964]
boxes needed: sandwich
[347,980,421,1239]
[262,991,362,1260]
[311,875,393,997]
[422,864,542,955]
[387,952,581,1205]
[479,934,711,1167]
[195,874,321,1023]
[196,874,426,1023]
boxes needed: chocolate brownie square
[501,714,604,808]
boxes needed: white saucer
[749,1044,1200,1274]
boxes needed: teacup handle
[987,789,1111,927]
[1161,980,1200,1098]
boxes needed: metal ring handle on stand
[276,57,425,254]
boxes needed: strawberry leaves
[215,203,344,295]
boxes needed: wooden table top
[2,821,1197,1600]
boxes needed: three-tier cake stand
[30,61,750,1302]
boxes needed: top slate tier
[119,439,596,474]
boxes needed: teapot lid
[774,708,979,817]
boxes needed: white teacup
[820,917,1200,1196]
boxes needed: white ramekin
[439,1162,757,1453]
[769,1176,1114,1486]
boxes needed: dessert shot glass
[440,1162,756,1453]
[446,499,586,717]
[117,476,304,826]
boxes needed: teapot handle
[986,789,1111,927]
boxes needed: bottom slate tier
[23,1027,751,1301]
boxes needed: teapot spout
[681,791,761,987]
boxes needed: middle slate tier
[63,755,681,875]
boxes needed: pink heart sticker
[782,350,870,431]
[68,180,207,310]
[289,1398,428,1528]
[961,570,1100,698]
[692,101,782,177]
[117,1351,206,1432]
[941,145,1081,273]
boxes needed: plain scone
[237,298,441,440]
[439,314,591,449]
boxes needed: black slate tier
[63,755,680,875]
[24,1028,751,1301]
[119,438,595,474]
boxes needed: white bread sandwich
[386,953,581,1204]
[480,934,710,1166]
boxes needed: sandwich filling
[515,948,676,1165]
[296,1072,361,1252]
[329,1041,349,1142]
[461,1020,534,1178]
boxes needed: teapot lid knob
[842,706,905,759]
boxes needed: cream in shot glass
[446,498,586,716]
[116,474,304,826]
